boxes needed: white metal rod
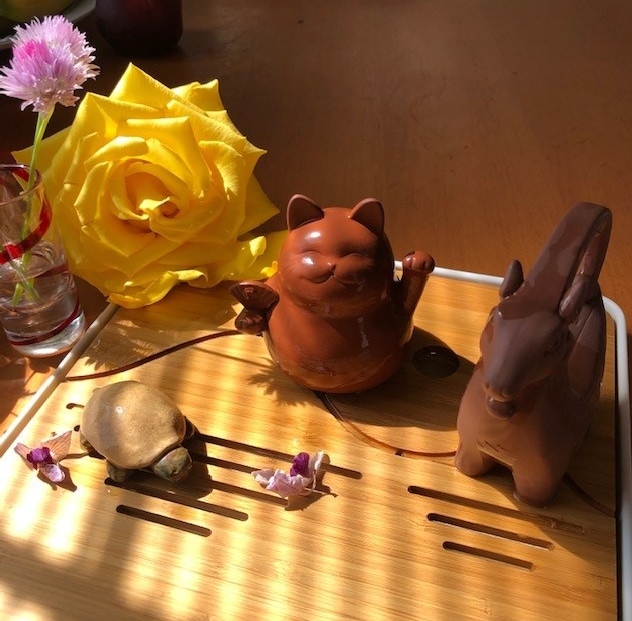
[0,302,119,457]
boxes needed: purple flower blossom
[290,452,310,477]
[253,450,328,499]
[0,15,99,114]
[15,429,72,483]
[26,446,55,466]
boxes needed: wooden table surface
[0,0,631,449]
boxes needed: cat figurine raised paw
[230,194,434,393]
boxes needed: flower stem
[11,110,53,305]
[26,110,52,192]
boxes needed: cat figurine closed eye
[230,194,434,393]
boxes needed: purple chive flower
[252,450,328,499]
[0,16,100,303]
[15,429,72,483]
[0,15,99,114]
[290,452,310,477]
[26,446,55,466]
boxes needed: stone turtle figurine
[230,194,435,393]
[80,380,196,483]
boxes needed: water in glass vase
[0,164,86,357]
[0,241,86,357]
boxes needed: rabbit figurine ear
[499,260,524,299]
[349,198,384,237]
[287,194,325,230]
[559,276,589,324]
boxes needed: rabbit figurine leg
[454,440,497,476]
[511,463,563,507]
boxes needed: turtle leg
[106,461,135,482]
[79,432,91,450]
[80,432,102,458]
[151,447,192,482]
[184,417,197,440]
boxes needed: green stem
[26,110,52,191]
[11,110,53,305]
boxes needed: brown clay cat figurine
[230,194,434,393]
[455,202,612,506]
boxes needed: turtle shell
[81,381,188,470]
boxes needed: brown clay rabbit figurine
[455,202,612,506]
[230,194,434,393]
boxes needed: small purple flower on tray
[14,429,72,483]
[253,450,328,498]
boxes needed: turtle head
[151,447,193,482]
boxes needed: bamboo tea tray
[0,267,629,621]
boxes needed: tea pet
[455,202,612,506]
[80,380,196,482]
[231,194,434,393]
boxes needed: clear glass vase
[0,164,86,357]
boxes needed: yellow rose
[14,63,285,308]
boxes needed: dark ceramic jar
[95,0,183,56]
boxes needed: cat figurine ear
[287,194,325,230]
[349,198,384,237]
